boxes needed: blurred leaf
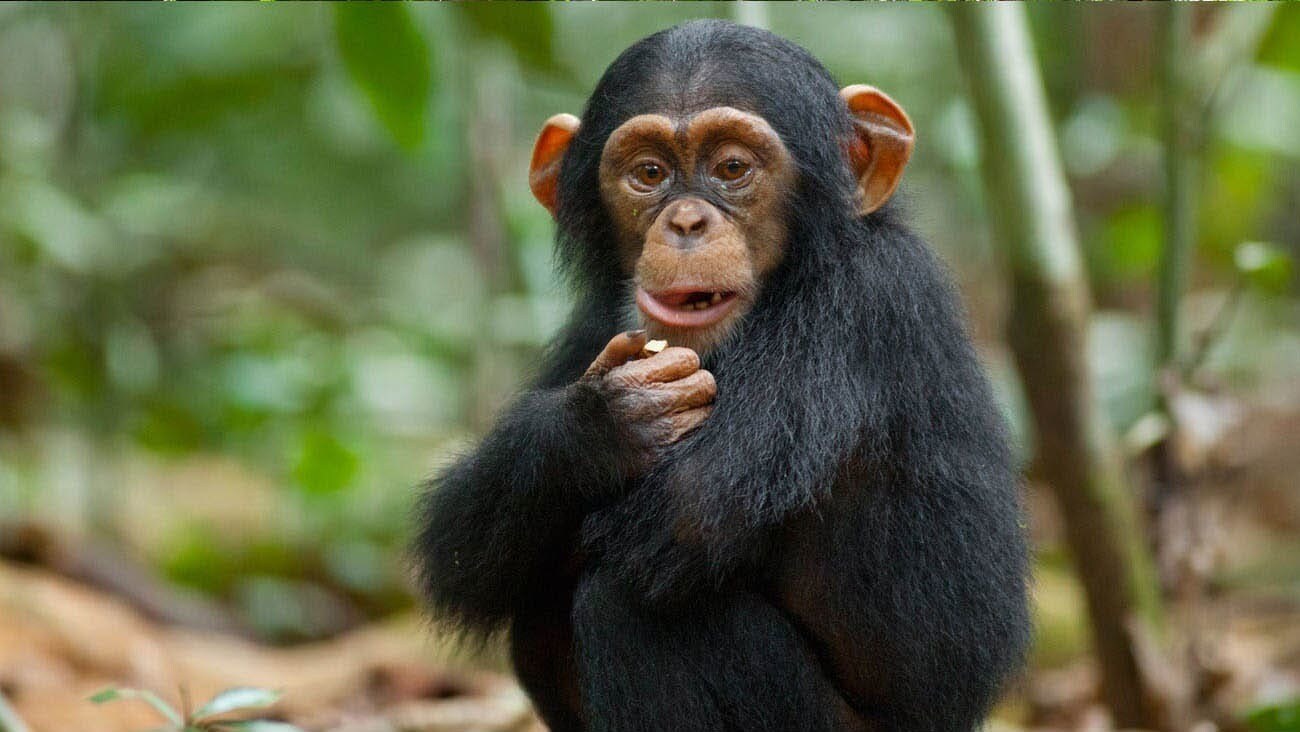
[195,687,281,720]
[44,337,106,402]
[1245,699,1300,732]
[1258,4,1300,73]
[459,4,562,76]
[1201,149,1269,264]
[1089,313,1156,432]
[88,687,183,726]
[333,3,431,151]
[164,528,235,595]
[291,428,357,496]
[1235,241,1293,294]
[104,66,313,136]
[217,722,305,732]
[235,575,350,643]
[322,537,384,593]
[132,399,208,455]
[1217,66,1300,159]
[1101,204,1161,281]
[1061,94,1123,177]
[0,178,115,275]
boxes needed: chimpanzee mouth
[635,287,740,328]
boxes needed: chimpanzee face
[529,86,913,354]
[595,107,796,353]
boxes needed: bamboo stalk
[947,6,1165,728]
[1156,2,1197,372]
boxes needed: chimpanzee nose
[664,199,715,246]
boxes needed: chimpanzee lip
[635,286,739,328]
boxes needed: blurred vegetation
[0,3,1296,660]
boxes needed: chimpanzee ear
[840,85,915,216]
[529,113,581,217]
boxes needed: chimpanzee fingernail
[626,329,647,338]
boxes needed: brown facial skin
[580,330,716,470]
[598,107,797,355]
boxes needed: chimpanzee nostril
[669,204,708,237]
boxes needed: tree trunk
[947,6,1165,728]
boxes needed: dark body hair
[416,20,1030,732]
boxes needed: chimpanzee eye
[632,163,669,190]
[713,158,752,186]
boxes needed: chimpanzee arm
[414,298,627,634]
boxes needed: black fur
[415,20,1030,732]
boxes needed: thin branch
[1182,283,1245,380]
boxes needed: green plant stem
[1156,2,1197,373]
[947,5,1165,729]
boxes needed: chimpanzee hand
[578,330,716,477]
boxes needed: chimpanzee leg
[571,565,850,732]
[512,591,585,732]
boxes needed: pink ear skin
[529,113,581,216]
[840,85,915,216]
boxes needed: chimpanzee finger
[584,330,649,380]
[665,404,713,443]
[608,346,700,386]
[659,369,717,413]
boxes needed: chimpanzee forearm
[414,382,632,633]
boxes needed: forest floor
[0,559,542,732]
[2,550,1299,732]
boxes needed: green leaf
[459,5,561,75]
[290,429,358,497]
[1258,4,1300,73]
[1244,699,1300,732]
[1234,241,1293,295]
[88,688,121,704]
[334,3,431,151]
[214,722,305,732]
[194,687,282,721]
[1101,204,1161,280]
[88,687,184,726]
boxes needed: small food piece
[638,339,668,359]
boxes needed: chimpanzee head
[529,20,914,353]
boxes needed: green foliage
[193,688,280,719]
[334,3,431,151]
[1245,699,1300,732]
[1259,4,1300,73]
[457,4,562,77]
[290,428,358,497]
[89,688,182,727]
[104,66,314,137]
[1235,241,1294,295]
[89,686,300,732]
[163,529,236,596]
[1101,205,1162,281]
